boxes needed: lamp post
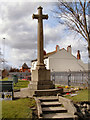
[3,38,5,68]
[2,38,5,79]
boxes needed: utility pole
[3,38,5,70]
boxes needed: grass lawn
[2,98,36,119]
[14,80,29,90]
[0,78,30,90]
[55,84,89,102]
[64,89,88,102]
[0,77,8,81]
[1,79,35,119]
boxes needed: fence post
[68,72,71,86]
[52,71,55,85]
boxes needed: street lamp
[1,38,5,79]
[3,38,5,69]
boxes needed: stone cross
[32,6,48,69]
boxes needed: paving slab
[14,92,21,98]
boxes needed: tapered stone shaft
[32,6,48,69]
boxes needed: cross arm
[32,14,39,19]
[42,15,48,20]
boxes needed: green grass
[56,85,89,102]
[0,79,30,90]
[14,80,29,90]
[2,98,36,119]
[64,89,88,102]
[0,77,8,81]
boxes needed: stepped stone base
[20,88,63,97]
[34,89,63,96]
[28,69,55,96]
[20,69,64,97]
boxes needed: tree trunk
[88,35,90,101]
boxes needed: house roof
[22,63,29,69]
[31,48,65,62]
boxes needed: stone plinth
[32,69,50,82]
[29,69,55,96]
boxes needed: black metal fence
[51,71,88,87]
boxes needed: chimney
[77,50,81,60]
[56,45,60,52]
[67,45,71,54]
[44,50,46,55]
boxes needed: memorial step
[42,113,76,120]
[41,101,62,107]
[39,98,58,102]
[35,88,63,96]
[42,107,67,113]
[35,96,78,120]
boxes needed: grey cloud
[11,41,37,50]
[6,2,36,20]
[6,48,36,67]
[5,2,53,21]
[1,16,37,50]
[6,33,37,50]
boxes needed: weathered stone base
[20,88,63,97]
[30,69,55,90]
[20,86,63,97]
[28,80,54,90]
[28,69,55,96]
[34,88,63,96]
[28,80,55,96]
[32,69,51,81]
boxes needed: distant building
[20,63,30,72]
[31,45,88,72]
[2,69,9,79]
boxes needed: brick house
[20,63,30,72]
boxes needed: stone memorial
[29,6,55,96]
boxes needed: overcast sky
[0,0,88,68]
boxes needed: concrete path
[14,91,21,98]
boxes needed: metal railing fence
[51,71,88,87]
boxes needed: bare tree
[55,0,90,58]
